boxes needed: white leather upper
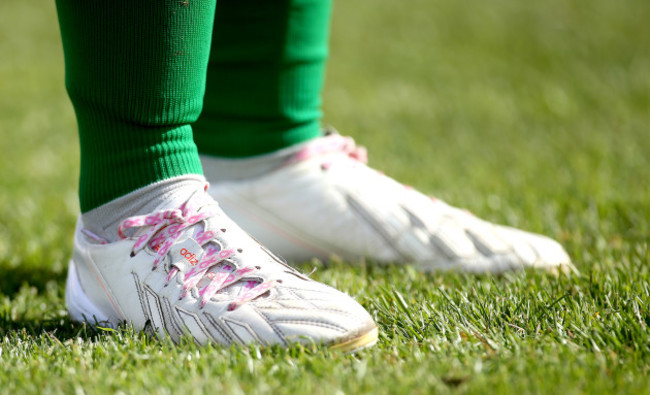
[202,136,572,273]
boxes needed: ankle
[81,175,206,243]
[200,140,313,182]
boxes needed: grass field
[1,0,649,393]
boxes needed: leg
[193,0,330,158]
[57,0,211,212]
[56,0,376,350]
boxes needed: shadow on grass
[0,313,98,342]
[0,260,67,296]
[0,262,96,342]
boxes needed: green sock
[193,0,332,158]
[56,0,217,212]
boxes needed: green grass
[1,0,649,393]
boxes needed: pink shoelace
[291,129,441,203]
[117,195,275,311]
[290,131,368,169]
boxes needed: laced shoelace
[290,131,368,169]
[117,193,276,311]
[291,129,443,205]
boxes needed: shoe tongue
[160,185,271,300]
[151,180,207,213]
[83,176,207,243]
[183,210,262,299]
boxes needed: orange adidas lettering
[180,248,200,266]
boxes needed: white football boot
[202,129,573,274]
[65,183,378,351]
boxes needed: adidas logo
[180,248,199,266]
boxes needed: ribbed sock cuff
[194,118,321,158]
[77,108,203,212]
